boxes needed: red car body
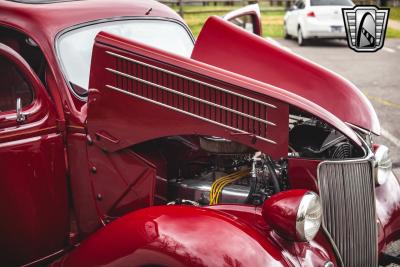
[0,0,399,266]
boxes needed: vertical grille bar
[318,160,377,267]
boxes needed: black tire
[297,27,307,46]
[284,24,290,39]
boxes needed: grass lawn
[172,4,400,38]
[174,4,285,37]
[387,27,400,38]
[185,10,285,37]
[390,7,400,21]
[261,10,285,38]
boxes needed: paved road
[272,38,400,174]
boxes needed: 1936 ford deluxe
[0,0,399,266]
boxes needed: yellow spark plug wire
[210,171,248,204]
[209,171,243,203]
[209,169,250,205]
[211,171,247,202]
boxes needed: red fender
[53,205,337,266]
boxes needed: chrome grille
[318,160,377,267]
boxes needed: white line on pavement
[266,37,281,46]
[397,45,400,50]
[265,37,292,52]
[383,47,396,53]
[381,128,400,147]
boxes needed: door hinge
[56,119,67,134]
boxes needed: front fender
[376,171,400,250]
[54,206,293,267]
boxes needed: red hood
[191,16,380,135]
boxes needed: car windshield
[310,0,353,5]
[57,19,194,95]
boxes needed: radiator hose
[266,156,281,193]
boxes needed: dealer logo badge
[342,6,390,52]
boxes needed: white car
[284,0,354,46]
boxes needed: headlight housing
[374,144,392,185]
[262,190,322,242]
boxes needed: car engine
[134,114,363,207]
[167,136,288,206]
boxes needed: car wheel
[284,24,290,39]
[297,27,306,46]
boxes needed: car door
[296,0,307,34]
[285,2,297,35]
[286,1,304,35]
[0,44,69,266]
[223,4,263,36]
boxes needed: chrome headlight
[296,192,322,242]
[262,190,322,242]
[374,145,392,185]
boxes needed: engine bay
[168,137,288,206]
[133,114,365,207]
[289,110,365,159]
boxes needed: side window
[0,27,47,86]
[0,56,33,113]
[228,15,255,34]
[296,0,305,9]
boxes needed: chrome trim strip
[320,225,344,267]
[106,84,277,145]
[106,51,277,109]
[106,68,276,127]
[345,122,372,135]
[21,249,66,267]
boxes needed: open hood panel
[88,32,291,158]
[192,16,380,135]
[88,29,362,158]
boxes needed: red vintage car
[0,0,399,266]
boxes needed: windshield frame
[55,17,195,101]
